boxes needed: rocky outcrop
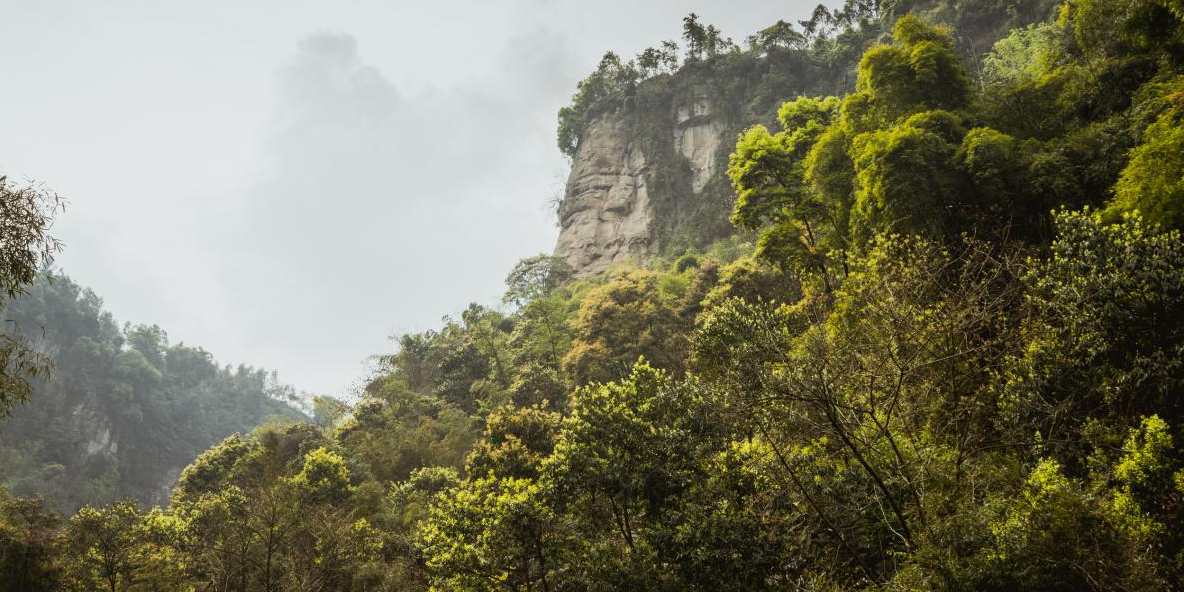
[554,116,656,276]
[673,94,726,194]
[555,92,728,276]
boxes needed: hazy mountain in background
[0,274,305,513]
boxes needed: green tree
[1108,91,1184,228]
[682,13,707,61]
[849,15,969,126]
[64,500,147,592]
[126,510,188,592]
[1004,210,1184,446]
[313,396,350,433]
[981,459,1160,591]
[506,293,572,407]
[747,20,806,53]
[981,22,1062,86]
[466,405,562,480]
[1105,416,1184,584]
[0,490,61,592]
[459,304,513,401]
[545,362,729,588]
[562,271,690,384]
[290,447,354,505]
[849,113,965,240]
[419,476,562,592]
[0,177,63,418]
[502,255,573,308]
[728,95,843,278]
[695,235,1021,585]
[337,379,475,483]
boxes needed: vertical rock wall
[554,92,727,276]
[554,116,656,276]
[673,94,725,194]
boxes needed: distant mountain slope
[0,274,306,512]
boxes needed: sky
[0,0,834,399]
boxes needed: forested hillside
[4,0,1184,591]
[0,275,306,513]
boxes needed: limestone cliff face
[673,94,726,194]
[554,116,655,276]
[555,91,729,276]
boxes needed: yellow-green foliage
[957,127,1020,183]
[982,22,1063,85]
[775,95,841,133]
[728,95,849,274]
[728,13,1066,272]
[728,123,796,228]
[1110,94,1184,228]
[854,14,969,124]
[1008,210,1184,433]
[850,119,960,239]
[290,447,354,504]
[1108,416,1177,539]
[418,476,556,592]
[562,270,690,385]
[465,405,561,480]
[701,256,799,310]
[982,456,1161,590]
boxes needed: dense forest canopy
[5,0,1184,591]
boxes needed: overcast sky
[0,0,833,398]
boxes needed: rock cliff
[554,116,655,276]
[554,90,732,276]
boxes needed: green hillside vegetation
[0,275,306,514]
[4,0,1184,591]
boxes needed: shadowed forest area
[4,0,1184,590]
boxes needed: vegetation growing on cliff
[5,1,1184,591]
[556,0,1063,259]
